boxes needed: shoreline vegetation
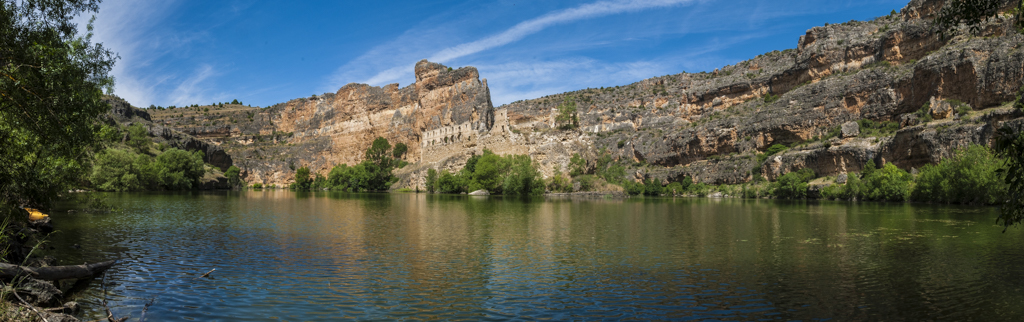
[274,137,1008,206]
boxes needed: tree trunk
[0,260,117,280]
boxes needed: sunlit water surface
[46,191,1024,321]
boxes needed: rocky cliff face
[102,96,234,171]
[152,60,495,185]
[497,0,1024,185]
[154,0,1024,188]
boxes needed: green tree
[155,148,205,190]
[366,137,392,167]
[502,155,543,196]
[770,168,816,199]
[912,145,1006,204]
[437,170,464,194]
[555,96,579,130]
[1,0,117,206]
[362,137,397,191]
[996,117,1024,229]
[225,165,241,188]
[425,168,438,193]
[623,180,645,196]
[862,163,912,201]
[392,142,408,159]
[90,148,145,192]
[294,166,311,191]
[127,123,151,152]
[568,153,587,177]
[934,0,1022,36]
[643,179,664,196]
[473,153,505,193]
[547,167,572,193]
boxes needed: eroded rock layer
[151,0,1024,188]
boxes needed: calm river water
[47,191,1024,321]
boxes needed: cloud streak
[330,0,698,91]
[427,0,696,63]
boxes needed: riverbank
[1,206,87,322]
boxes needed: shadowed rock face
[158,0,1024,188]
[101,96,234,171]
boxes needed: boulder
[929,97,953,120]
[836,173,848,184]
[28,217,53,235]
[468,189,490,196]
[16,278,62,306]
[841,121,860,138]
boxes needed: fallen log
[0,260,117,281]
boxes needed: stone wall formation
[419,108,512,163]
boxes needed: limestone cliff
[152,0,1024,189]
[152,60,494,186]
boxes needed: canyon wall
[149,0,1024,189]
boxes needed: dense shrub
[127,123,152,153]
[90,148,150,192]
[623,180,645,196]
[502,155,544,196]
[90,148,205,191]
[758,144,788,164]
[425,168,438,193]
[643,179,664,196]
[392,142,408,159]
[437,170,465,194]
[293,167,311,191]
[573,175,600,191]
[861,162,912,201]
[225,165,241,188]
[322,137,398,192]
[547,169,572,193]
[666,182,684,195]
[821,161,912,201]
[858,119,899,137]
[769,168,816,199]
[568,153,587,177]
[912,145,1006,204]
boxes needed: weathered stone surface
[842,121,860,138]
[101,97,234,171]
[16,278,62,306]
[836,173,848,184]
[468,189,490,196]
[929,96,953,119]
[151,0,1024,187]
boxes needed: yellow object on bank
[25,208,48,221]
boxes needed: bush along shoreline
[279,143,1008,205]
[637,144,1007,205]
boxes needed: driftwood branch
[0,260,116,280]
[199,269,215,279]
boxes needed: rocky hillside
[498,0,1024,185]
[102,96,234,171]
[151,0,1024,188]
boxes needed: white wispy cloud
[325,0,699,92]
[81,0,226,107]
[169,64,220,106]
[427,0,696,63]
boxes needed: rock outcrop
[101,96,234,171]
[151,0,1024,188]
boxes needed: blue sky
[82,0,909,108]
